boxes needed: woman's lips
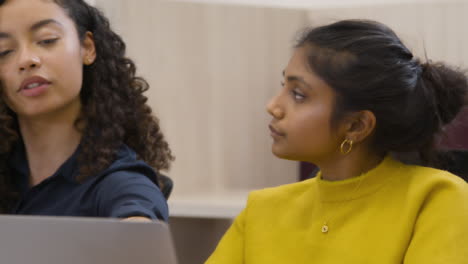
[19,83,50,97]
[19,76,51,92]
[18,76,51,97]
[269,124,286,139]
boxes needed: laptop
[0,215,178,264]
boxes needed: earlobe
[82,32,96,65]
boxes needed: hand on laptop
[123,217,152,222]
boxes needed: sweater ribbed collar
[315,155,403,203]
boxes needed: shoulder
[402,165,468,259]
[396,163,468,215]
[96,145,160,191]
[93,145,168,220]
[403,163,467,196]
[99,145,158,180]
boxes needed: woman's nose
[266,94,285,119]
[18,48,41,72]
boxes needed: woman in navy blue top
[0,0,173,221]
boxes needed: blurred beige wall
[95,0,304,197]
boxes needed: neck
[317,147,384,182]
[18,104,82,186]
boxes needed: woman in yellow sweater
[206,20,468,263]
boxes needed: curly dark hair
[0,0,174,212]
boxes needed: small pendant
[321,224,329,233]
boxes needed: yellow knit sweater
[206,156,468,264]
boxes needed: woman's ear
[82,32,96,65]
[343,110,376,143]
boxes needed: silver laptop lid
[0,215,178,264]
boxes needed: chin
[15,108,50,118]
[271,147,301,161]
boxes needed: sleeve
[96,171,169,221]
[404,179,468,263]
[205,206,247,264]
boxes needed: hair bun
[419,61,468,125]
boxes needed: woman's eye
[0,50,12,58]
[292,89,306,101]
[38,38,59,45]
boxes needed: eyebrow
[282,70,312,89]
[0,19,63,40]
[31,19,64,32]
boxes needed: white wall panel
[94,0,305,196]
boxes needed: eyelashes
[0,50,12,58]
[281,81,306,102]
[0,38,60,59]
[291,89,306,101]
[38,38,59,45]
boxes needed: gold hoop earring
[84,58,93,65]
[340,139,353,155]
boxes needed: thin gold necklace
[320,173,366,234]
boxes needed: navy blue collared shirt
[8,143,169,221]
